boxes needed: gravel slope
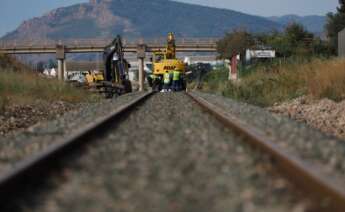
[0,101,76,136]
[6,93,313,212]
[0,92,147,174]
[269,96,345,140]
[194,91,345,185]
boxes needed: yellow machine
[85,70,104,84]
[149,33,186,91]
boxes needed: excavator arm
[101,35,132,97]
[166,32,176,59]
[104,35,128,83]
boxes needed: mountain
[268,15,326,34]
[2,0,282,41]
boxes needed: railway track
[0,92,344,211]
[0,92,154,208]
[187,92,345,211]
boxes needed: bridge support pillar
[64,60,67,80]
[56,44,66,81]
[138,58,145,91]
[57,59,65,81]
[137,44,147,91]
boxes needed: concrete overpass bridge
[0,37,219,90]
[0,37,218,54]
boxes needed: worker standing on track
[162,71,172,92]
[172,70,181,91]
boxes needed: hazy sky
[0,0,339,37]
[0,0,86,37]
[182,0,338,16]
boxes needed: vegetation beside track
[0,54,97,113]
[202,58,345,107]
[204,1,345,107]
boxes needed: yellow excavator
[148,32,186,91]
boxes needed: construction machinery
[85,70,104,83]
[86,35,132,98]
[148,33,186,91]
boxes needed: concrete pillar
[138,58,144,91]
[339,28,345,57]
[56,44,66,81]
[57,59,64,80]
[63,60,67,80]
[137,44,147,91]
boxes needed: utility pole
[231,54,238,80]
[229,53,238,81]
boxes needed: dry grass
[203,58,345,106]
[0,54,99,115]
[0,70,95,113]
[303,59,345,101]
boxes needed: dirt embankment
[269,96,345,140]
[0,54,95,136]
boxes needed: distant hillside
[268,15,326,34]
[2,0,282,41]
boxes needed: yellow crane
[149,32,186,91]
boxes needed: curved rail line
[186,91,345,211]
[0,91,153,203]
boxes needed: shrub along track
[0,92,344,211]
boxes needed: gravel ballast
[194,91,345,185]
[5,93,313,212]
[269,96,345,140]
[0,101,76,136]
[0,92,147,173]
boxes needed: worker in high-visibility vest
[172,70,181,91]
[162,71,172,92]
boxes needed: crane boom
[166,32,176,59]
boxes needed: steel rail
[186,91,345,211]
[0,91,153,204]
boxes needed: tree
[259,23,314,58]
[267,34,293,58]
[48,59,57,69]
[325,0,345,52]
[284,23,314,56]
[217,30,254,59]
[285,23,313,47]
[36,61,45,73]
